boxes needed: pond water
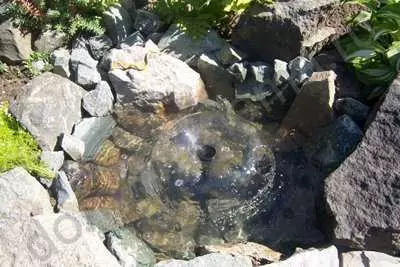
[63,101,283,259]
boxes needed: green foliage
[6,0,119,38]
[152,0,272,38]
[0,61,8,74]
[0,103,54,179]
[23,52,53,77]
[340,0,400,85]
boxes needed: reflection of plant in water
[0,103,54,178]
[340,0,400,85]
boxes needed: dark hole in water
[197,145,216,162]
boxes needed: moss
[0,103,54,179]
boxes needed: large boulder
[325,76,400,255]
[158,24,226,67]
[0,167,52,217]
[0,212,121,266]
[9,73,86,150]
[341,251,400,267]
[261,246,339,267]
[232,0,362,62]
[108,46,207,110]
[104,4,134,45]
[0,20,32,64]
[70,47,101,89]
[33,30,67,53]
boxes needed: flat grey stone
[70,47,101,88]
[40,151,64,172]
[34,30,67,53]
[0,20,32,63]
[118,31,145,49]
[155,253,253,267]
[9,73,85,150]
[61,134,85,161]
[82,81,114,117]
[51,48,71,78]
[51,171,79,212]
[216,44,245,66]
[104,4,134,45]
[72,116,117,161]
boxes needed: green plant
[340,0,400,85]
[152,0,272,38]
[23,52,53,77]
[0,61,8,74]
[0,103,54,178]
[6,0,119,38]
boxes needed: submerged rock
[325,76,400,255]
[9,73,85,150]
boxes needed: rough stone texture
[261,246,339,267]
[108,46,207,110]
[274,59,289,86]
[82,209,124,233]
[306,115,363,169]
[216,44,246,66]
[0,167,52,217]
[70,47,101,88]
[51,48,71,78]
[280,71,336,137]
[51,171,79,212]
[133,9,160,37]
[158,24,226,67]
[232,0,362,62]
[197,242,282,264]
[155,253,253,267]
[105,227,156,267]
[83,81,115,117]
[334,98,370,127]
[9,73,85,150]
[72,116,117,161]
[0,20,32,64]
[61,134,85,161]
[88,35,113,60]
[104,4,134,45]
[100,45,147,71]
[288,56,314,85]
[325,76,400,255]
[33,30,67,53]
[41,151,64,172]
[341,251,400,267]
[118,31,145,49]
[0,212,121,266]
[197,53,236,100]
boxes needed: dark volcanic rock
[232,0,362,62]
[325,76,400,255]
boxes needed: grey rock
[144,39,159,52]
[82,81,115,117]
[261,246,339,267]
[121,0,135,13]
[0,167,52,217]
[0,212,121,266]
[108,46,207,110]
[33,30,67,53]
[249,61,274,84]
[105,227,156,267]
[9,73,85,150]
[232,0,362,62]
[228,62,248,83]
[280,71,336,137]
[88,35,113,60]
[341,251,400,267]
[70,47,101,88]
[307,115,363,169]
[147,32,163,44]
[40,151,64,172]
[133,9,160,36]
[216,44,246,66]
[82,209,124,233]
[61,134,85,161]
[155,253,253,267]
[72,116,117,161]
[100,45,147,71]
[274,59,290,86]
[288,56,314,85]
[235,82,273,102]
[118,31,145,48]
[334,98,370,127]
[51,171,79,212]
[72,36,88,49]
[0,20,32,64]
[158,24,226,67]
[51,48,71,78]
[325,76,400,255]
[197,53,236,100]
[104,4,134,45]
[31,59,46,74]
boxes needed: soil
[0,66,30,103]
